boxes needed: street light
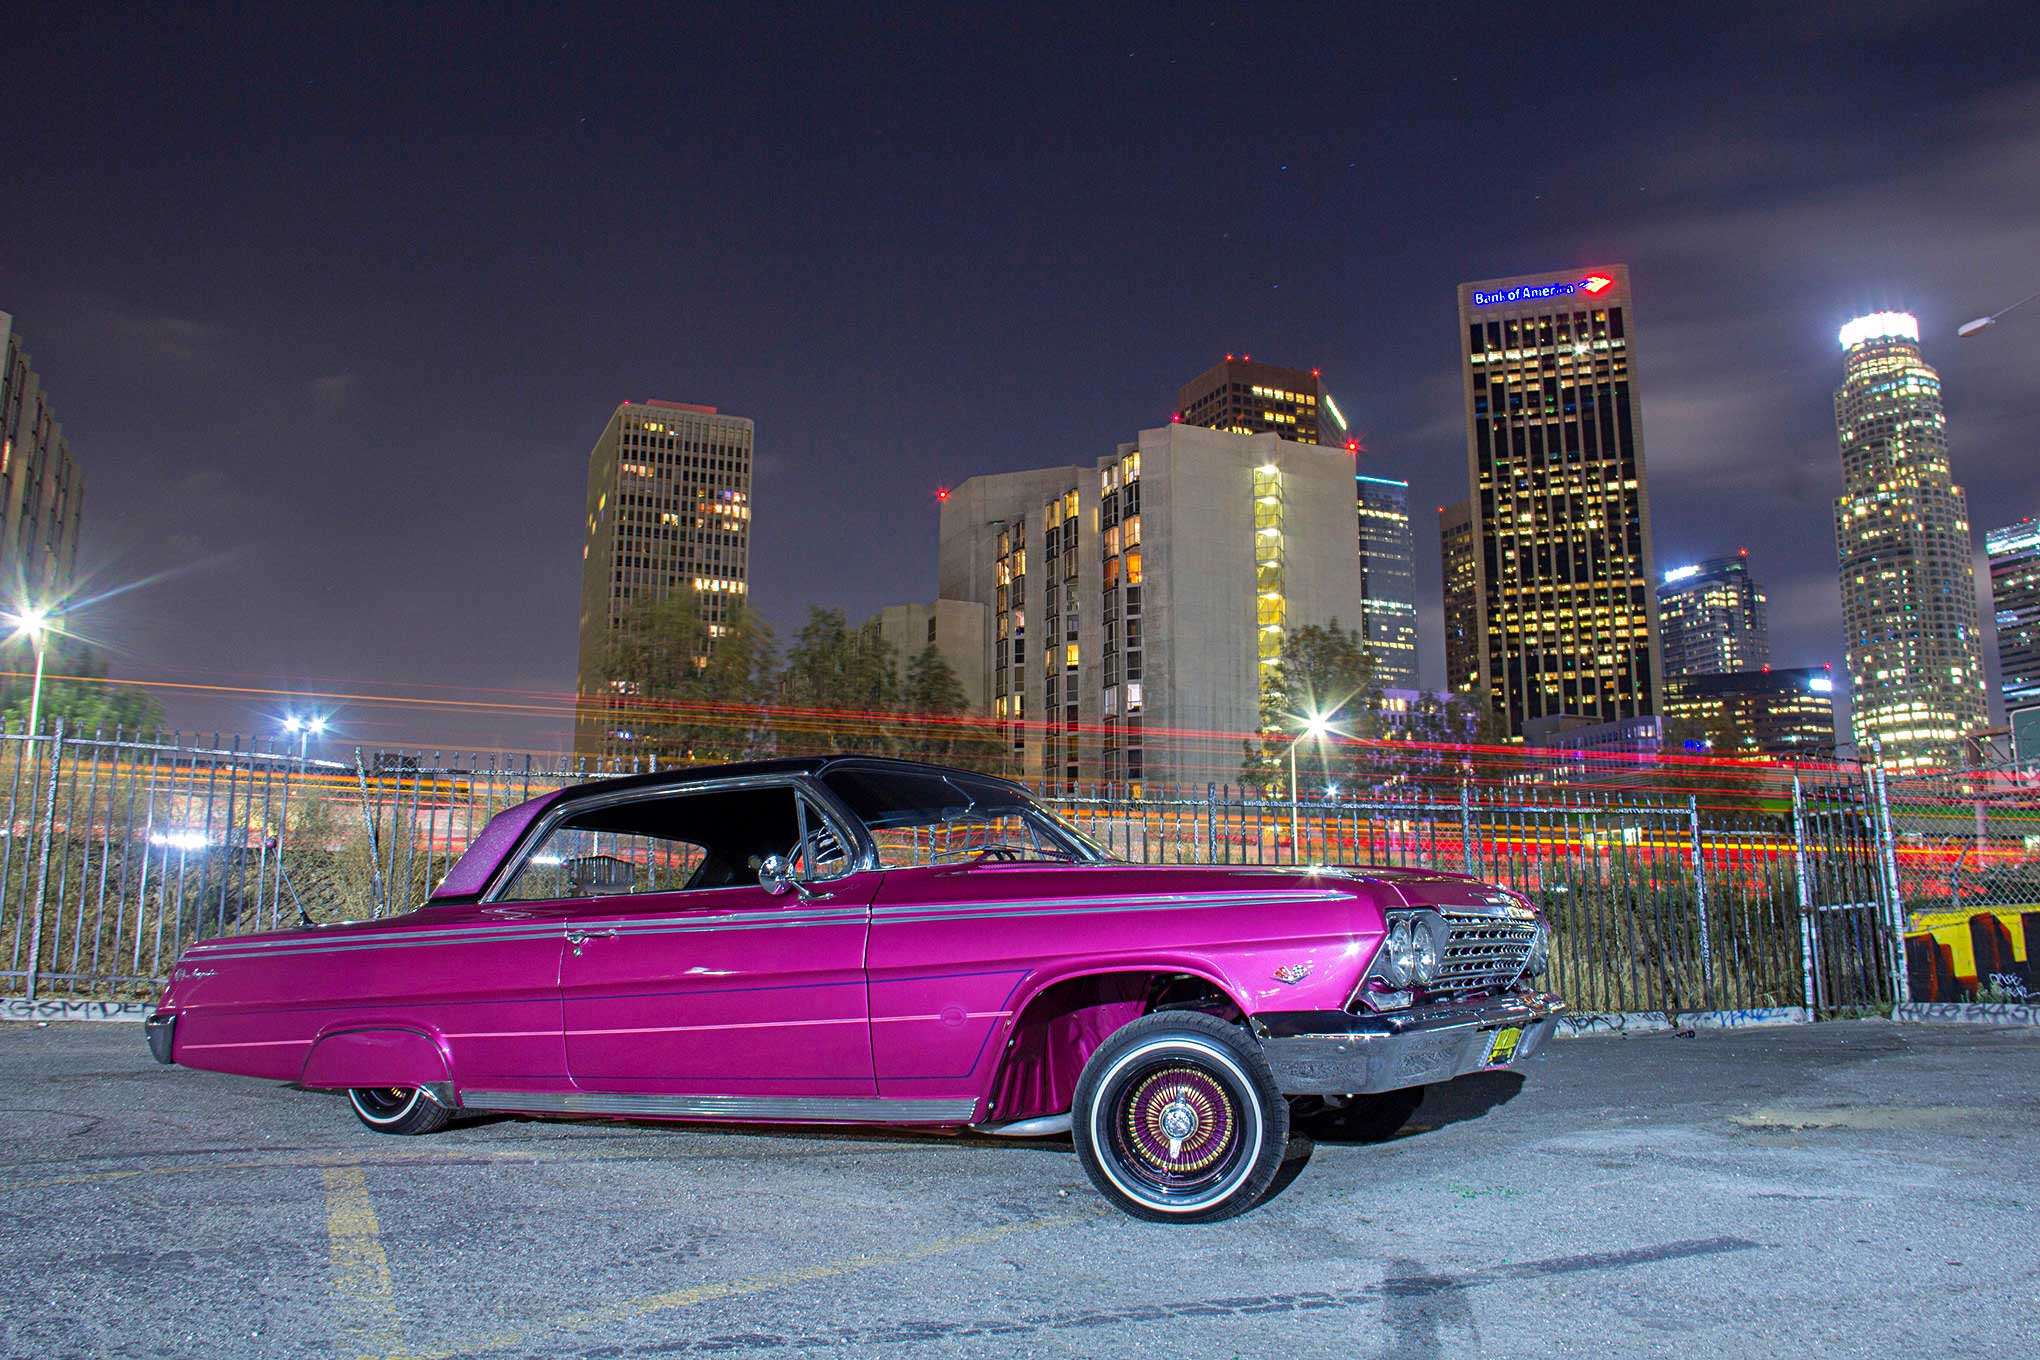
[4,604,58,735]
[1288,712,1336,856]
[282,714,327,760]
[1958,287,2040,337]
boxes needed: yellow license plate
[1484,1027,1523,1065]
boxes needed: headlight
[1407,914,1443,987]
[1522,920,1550,979]
[1379,918,1414,987]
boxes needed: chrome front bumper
[1251,992,1564,1096]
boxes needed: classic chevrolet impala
[146,756,1561,1221]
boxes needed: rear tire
[1072,1012,1289,1223]
[347,1086,452,1136]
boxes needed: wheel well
[982,971,1246,1124]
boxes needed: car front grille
[1424,910,1537,998]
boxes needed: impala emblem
[1272,963,1313,985]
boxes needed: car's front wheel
[347,1086,452,1136]
[1072,1012,1289,1222]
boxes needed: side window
[498,822,707,902]
[495,784,855,902]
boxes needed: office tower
[1987,517,2040,713]
[1174,357,1328,446]
[1456,266,1661,737]
[1355,474,1418,688]
[1657,550,1770,678]
[575,400,754,757]
[940,423,1367,790]
[1662,666,1838,758]
[0,313,84,608]
[1439,499,1478,694]
[1832,312,1987,768]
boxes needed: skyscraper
[1662,666,1837,759]
[1438,499,1478,694]
[1987,516,2040,714]
[575,400,754,757]
[941,423,1369,790]
[1657,551,1769,678]
[1175,357,1328,446]
[1355,474,1418,688]
[1456,265,1661,737]
[0,313,84,609]
[1832,312,1987,768]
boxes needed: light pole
[4,605,57,735]
[282,714,327,761]
[1958,288,2040,337]
[1288,712,1334,857]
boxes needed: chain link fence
[0,726,1916,1017]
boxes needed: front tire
[347,1086,452,1136]
[1072,1012,1289,1222]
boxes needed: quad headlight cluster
[1355,910,1446,1009]
[1523,920,1550,979]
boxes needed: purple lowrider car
[146,756,1562,1221]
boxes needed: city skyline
[1,7,2034,750]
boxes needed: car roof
[562,754,1032,801]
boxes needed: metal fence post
[1870,760,1911,1006]
[1688,794,1714,1002]
[23,719,63,1003]
[1459,781,1475,876]
[1789,775,1819,1015]
[355,751,388,918]
[1204,783,1217,866]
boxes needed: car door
[497,780,876,1099]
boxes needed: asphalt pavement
[0,1019,2033,1359]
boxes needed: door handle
[565,927,620,955]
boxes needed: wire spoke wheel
[1073,1012,1288,1222]
[347,1085,451,1136]
[1107,1061,1245,1198]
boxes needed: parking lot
[0,1020,2034,1359]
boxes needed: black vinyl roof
[563,754,1031,801]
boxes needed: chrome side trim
[457,1089,979,1124]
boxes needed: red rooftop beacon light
[1171,412,1182,423]
[935,486,951,503]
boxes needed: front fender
[299,1025,451,1091]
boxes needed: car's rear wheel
[1072,1012,1289,1223]
[347,1086,452,1136]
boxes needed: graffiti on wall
[1905,907,2039,1002]
[0,998,153,1023]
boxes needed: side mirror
[758,853,796,896]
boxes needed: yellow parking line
[323,1165,407,1358]
[380,1208,1105,1360]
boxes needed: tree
[1240,620,1382,792]
[0,634,164,735]
[899,641,984,765]
[779,608,901,753]
[586,590,776,764]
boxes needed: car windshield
[820,766,1109,867]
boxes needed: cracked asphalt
[1,1020,2034,1359]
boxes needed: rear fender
[299,1025,451,1092]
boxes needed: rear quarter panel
[161,905,568,1089]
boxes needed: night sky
[4,3,2036,754]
